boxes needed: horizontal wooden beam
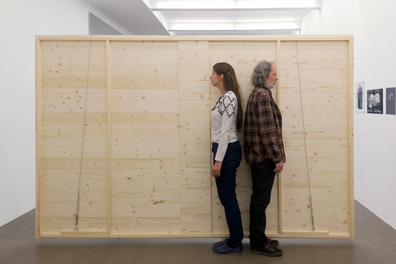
[36,35,353,42]
[45,231,352,239]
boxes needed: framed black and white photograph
[367,89,383,114]
[355,81,365,113]
[386,87,396,115]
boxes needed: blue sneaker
[213,241,242,254]
[213,239,228,250]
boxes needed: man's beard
[265,81,276,89]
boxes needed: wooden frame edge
[276,39,284,235]
[36,35,354,42]
[106,40,113,235]
[348,36,355,239]
[35,36,42,238]
[41,231,350,239]
[177,40,182,234]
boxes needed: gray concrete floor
[0,201,395,264]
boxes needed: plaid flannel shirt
[243,86,286,164]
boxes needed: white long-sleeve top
[211,91,239,162]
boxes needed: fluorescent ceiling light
[156,1,235,9]
[155,0,320,9]
[235,22,298,30]
[171,23,235,30]
[169,22,300,31]
[238,1,318,8]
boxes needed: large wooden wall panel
[110,41,181,234]
[280,41,350,237]
[40,41,108,235]
[37,36,353,238]
[178,41,211,234]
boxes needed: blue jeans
[212,141,244,244]
[249,159,276,247]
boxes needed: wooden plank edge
[208,50,213,235]
[106,40,113,235]
[276,39,283,235]
[347,36,355,239]
[36,35,354,42]
[61,231,108,236]
[35,35,42,239]
[41,232,350,239]
[177,40,182,234]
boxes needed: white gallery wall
[0,0,90,227]
[302,0,396,229]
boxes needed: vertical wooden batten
[276,39,283,235]
[348,37,355,238]
[106,40,113,235]
[35,36,42,238]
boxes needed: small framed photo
[355,82,365,113]
[386,87,396,115]
[367,89,383,114]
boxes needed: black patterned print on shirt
[212,92,237,117]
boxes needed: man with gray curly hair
[251,60,276,89]
[244,60,286,257]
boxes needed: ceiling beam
[149,0,323,11]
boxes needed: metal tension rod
[295,40,315,231]
[74,40,92,231]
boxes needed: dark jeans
[212,141,244,244]
[249,159,276,247]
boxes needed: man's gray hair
[251,60,273,87]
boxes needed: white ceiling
[89,0,169,35]
[89,0,322,35]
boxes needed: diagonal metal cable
[74,1,92,229]
[295,6,315,232]
[74,40,92,231]
[295,40,315,231]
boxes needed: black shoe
[267,237,279,248]
[251,243,283,257]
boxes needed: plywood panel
[111,41,178,90]
[178,41,211,234]
[41,41,106,90]
[37,36,353,238]
[280,41,351,237]
[40,41,108,235]
[110,41,181,234]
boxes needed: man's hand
[273,161,284,173]
[212,161,222,177]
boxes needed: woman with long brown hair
[210,62,244,254]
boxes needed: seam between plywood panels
[106,40,113,236]
[209,52,213,235]
[276,39,283,235]
[208,42,212,235]
[177,40,181,235]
